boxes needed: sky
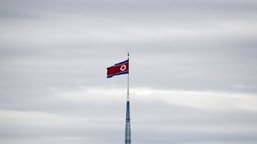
[1,0,257,144]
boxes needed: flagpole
[125,52,131,144]
[127,52,129,101]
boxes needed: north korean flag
[107,59,129,78]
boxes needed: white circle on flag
[120,65,126,71]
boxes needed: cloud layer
[1,0,257,144]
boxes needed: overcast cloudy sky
[1,0,257,144]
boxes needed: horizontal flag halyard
[107,59,129,78]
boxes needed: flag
[107,59,129,78]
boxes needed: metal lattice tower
[125,100,131,144]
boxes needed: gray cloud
[1,0,257,144]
